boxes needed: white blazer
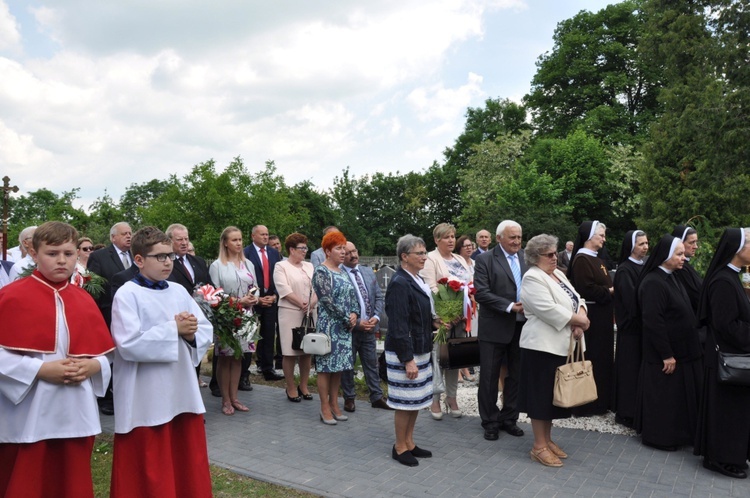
[519,265,587,357]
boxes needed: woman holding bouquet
[312,231,359,425]
[209,226,259,416]
[421,223,472,419]
[385,234,439,466]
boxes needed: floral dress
[312,264,359,372]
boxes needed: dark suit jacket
[87,244,129,326]
[471,248,488,260]
[168,254,213,295]
[343,265,385,333]
[474,246,527,344]
[110,266,139,299]
[243,244,281,298]
[557,250,571,271]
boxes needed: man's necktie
[177,256,193,284]
[121,251,130,269]
[509,254,522,302]
[351,268,372,317]
[260,248,270,291]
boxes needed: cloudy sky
[0,0,613,208]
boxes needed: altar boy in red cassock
[0,221,115,498]
[110,226,213,498]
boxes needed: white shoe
[430,408,443,420]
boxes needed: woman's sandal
[221,401,235,416]
[530,446,563,467]
[547,441,568,459]
[231,399,249,412]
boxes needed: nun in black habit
[694,228,750,479]
[613,230,648,428]
[567,220,614,416]
[634,234,702,451]
[672,225,706,344]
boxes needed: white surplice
[0,293,111,443]
[111,281,212,434]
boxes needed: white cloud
[0,1,21,52]
[1,0,616,205]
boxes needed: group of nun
[569,221,750,479]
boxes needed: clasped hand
[175,311,198,341]
[37,357,101,386]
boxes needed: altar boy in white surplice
[0,222,115,498]
[110,226,213,498]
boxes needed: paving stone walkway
[101,382,750,497]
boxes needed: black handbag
[716,346,750,386]
[291,289,316,351]
[438,325,480,370]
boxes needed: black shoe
[392,446,419,467]
[703,459,748,479]
[263,371,284,381]
[286,389,302,402]
[344,399,356,412]
[297,386,313,400]
[484,430,499,441]
[410,446,432,458]
[371,398,394,410]
[642,440,677,452]
[211,387,221,397]
[99,404,114,416]
[501,423,524,437]
[238,380,254,392]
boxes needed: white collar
[577,248,598,257]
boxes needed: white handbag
[302,331,331,355]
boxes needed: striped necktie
[509,254,522,302]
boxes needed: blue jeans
[341,330,383,402]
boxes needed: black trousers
[478,321,523,431]
[255,305,278,373]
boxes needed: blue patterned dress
[312,265,358,373]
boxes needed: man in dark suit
[557,240,574,272]
[474,220,526,440]
[244,225,284,381]
[340,241,391,412]
[86,221,133,415]
[87,222,133,328]
[471,229,492,260]
[165,224,217,390]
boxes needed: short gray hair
[18,226,37,244]
[525,234,559,266]
[109,222,131,238]
[165,223,187,239]
[396,234,425,261]
[496,220,521,238]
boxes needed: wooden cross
[2,176,19,260]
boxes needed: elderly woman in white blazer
[519,234,590,468]
[420,222,473,420]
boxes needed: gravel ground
[246,364,636,437]
[446,374,636,436]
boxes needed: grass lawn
[91,433,317,498]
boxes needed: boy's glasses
[144,253,177,262]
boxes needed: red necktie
[260,247,270,291]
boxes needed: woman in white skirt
[384,235,440,467]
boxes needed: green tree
[459,131,575,240]
[119,179,171,226]
[637,0,750,238]
[8,188,89,242]
[428,98,530,227]
[525,0,659,144]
